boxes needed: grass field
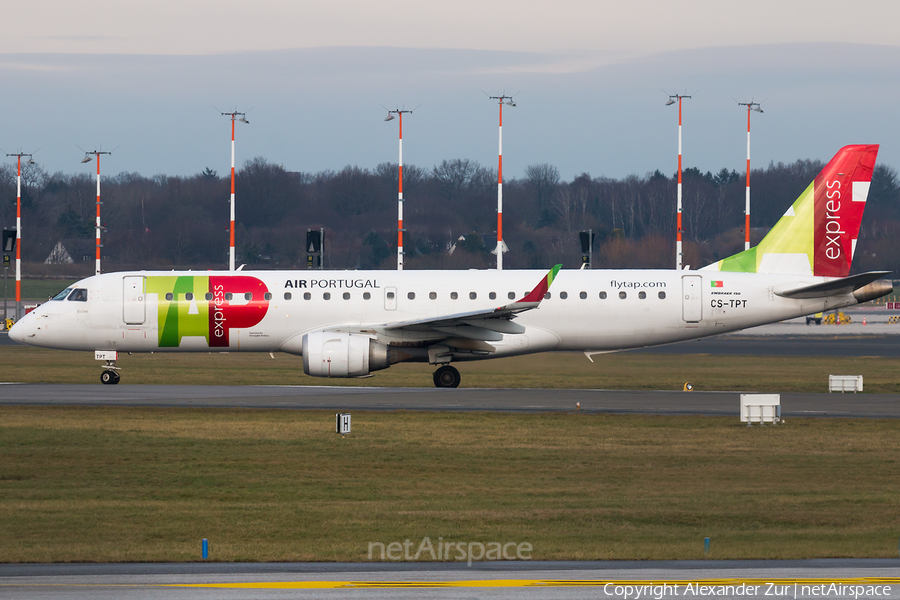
[1,407,899,562]
[2,344,900,393]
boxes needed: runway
[1,383,899,417]
[3,560,900,599]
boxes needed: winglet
[516,264,562,305]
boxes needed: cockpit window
[67,288,88,302]
[51,287,74,301]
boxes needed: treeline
[1,157,898,273]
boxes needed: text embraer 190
[10,145,892,387]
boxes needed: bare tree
[524,163,560,211]
[551,184,574,235]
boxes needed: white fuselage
[11,268,855,360]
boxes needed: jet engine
[853,280,893,304]
[302,331,391,377]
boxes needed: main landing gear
[433,365,461,388]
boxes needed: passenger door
[123,276,146,324]
[682,275,702,323]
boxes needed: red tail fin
[813,144,878,277]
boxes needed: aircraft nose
[8,318,28,344]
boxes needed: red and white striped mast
[738,101,763,251]
[666,93,691,270]
[489,94,515,270]
[6,151,33,320]
[384,108,413,270]
[81,149,113,275]
[221,110,249,271]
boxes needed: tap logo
[146,275,270,348]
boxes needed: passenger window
[559,292,568,300]
[52,288,73,301]
[244,292,252,301]
[489,292,496,300]
[225,293,233,301]
[363,292,371,300]
[508,292,515,300]
[451,292,458,300]
[205,293,213,301]
[619,291,627,299]
[544,292,551,299]
[68,288,88,302]
[599,292,607,299]
[284,292,292,300]
[264,292,272,300]
[185,293,194,301]
[580,291,587,299]
[429,292,437,300]
[469,292,477,300]
[658,291,666,299]
[165,292,174,301]
[408,292,416,300]
[323,292,331,300]
[387,291,395,299]
[304,292,311,300]
[343,292,350,300]
[639,291,646,299]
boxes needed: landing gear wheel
[101,370,120,385]
[433,365,461,388]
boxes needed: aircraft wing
[381,265,561,342]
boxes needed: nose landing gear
[96,350,121,385]
[100,369,120,385]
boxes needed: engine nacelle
[853,279,893,304]
[302,331,390,378]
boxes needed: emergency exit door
[123,276,146,324]
[682,275,702,323]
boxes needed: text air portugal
[209,276,270,347]
[813,145,877,278]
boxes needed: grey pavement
[2,561,900,600]
[1,384,899,417]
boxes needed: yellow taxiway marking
[4,577,899,590]
[168,578,900,589]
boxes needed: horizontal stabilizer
[776,271,891,299]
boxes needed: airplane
[9,145,891,388]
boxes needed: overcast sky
[2,1,899,180]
